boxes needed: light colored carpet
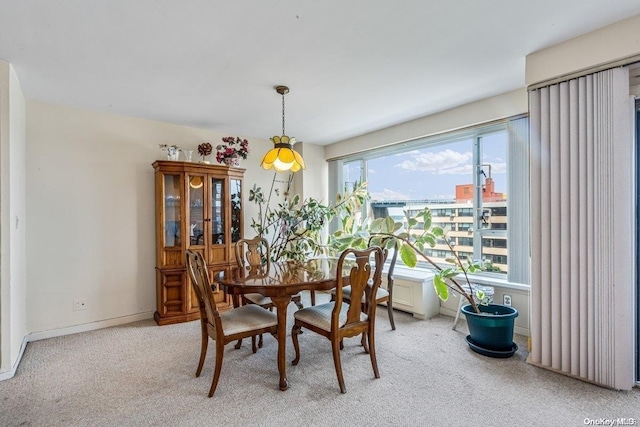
[1,293,639,426]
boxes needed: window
[338,122,509,275]
[457,237,474,247]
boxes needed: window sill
[386,264,530,292]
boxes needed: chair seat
[243,293,273,306]
[221,304,277,336]
[333,286,389,303]
[293,302,367,332]
[243,291,303,307]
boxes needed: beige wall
[324,88,528,159]
[25,100,278,334]
[0,61,26,376]
[297,142,328,202]
[526,13,640,86]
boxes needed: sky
[346,131,507,201]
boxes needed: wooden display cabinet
[152,160,244,325]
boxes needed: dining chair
[331,240,398,330]
[235,237,303,311]
[186,250,277,397]
[291,246,385,393]
[234,237,303,349]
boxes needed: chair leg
[251,335,257,353]
[310,290,316,306]
[387,298,396,330]
[208,342,225,397]
[368,324,380,379]
[331,339,347,393]
[196,324,208,377]
[291,324,302,365]
[361,333,370,354]
[234,339,243,349]
[258,334,264,348]
[293,295,304,310]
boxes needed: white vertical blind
[529,67,635,390]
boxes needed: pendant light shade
[260,86,306,172]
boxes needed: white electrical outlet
[503,294,512,307]
[73,298,87,311]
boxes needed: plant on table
[248,175,368,263]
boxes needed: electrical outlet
[73,298,87,311]
[503,294,512,307]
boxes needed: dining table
[214,257,345,391]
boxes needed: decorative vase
[166,146,180,161]
[223,156,240,167]
[462,303,518,358]
[181,150,193,162]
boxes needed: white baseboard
[27,311,154,342]
[0,336,28,381]
[0,311,155,382]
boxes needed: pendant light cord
[281,93,286,136]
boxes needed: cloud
[490,162,506,174]
[369,188,411,200]
[397,149,473,174]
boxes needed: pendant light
[260,86,306,172]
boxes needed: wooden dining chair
[331,240,398,330]
[235,237,303,311]
[291,246,385,393]
[186,250,277,397]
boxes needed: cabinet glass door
[210,178,225,245]
[163,174,182,247]
[188,175,205,246]
[230,179,242,243]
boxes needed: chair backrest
[186,250,220,327]
[235,237,270,274]
[333,246,385,328]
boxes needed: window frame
[329,116,530,286]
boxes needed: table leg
[270,296,291,391]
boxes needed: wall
[298,142,328,203]
[0,61,26,377]
[526,13,640,86]
[324,88,528,160]
[25,101,278,334]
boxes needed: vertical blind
[529,67,635,390]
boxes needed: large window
[339,123,509,275]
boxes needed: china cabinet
[152,160,244,325]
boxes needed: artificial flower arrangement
[197,142,213,162]
[215,136,249,165]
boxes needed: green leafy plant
[248,174,368,262]
[330,188,488,314]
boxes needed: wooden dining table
[214,257,344,391]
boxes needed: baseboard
[27,311,155,342]
[0,335,28,381]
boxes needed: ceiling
[1,1,639,146]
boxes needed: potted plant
[248,174,368,263]
[330,190,518,357]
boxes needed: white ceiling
[1,1,639,146]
